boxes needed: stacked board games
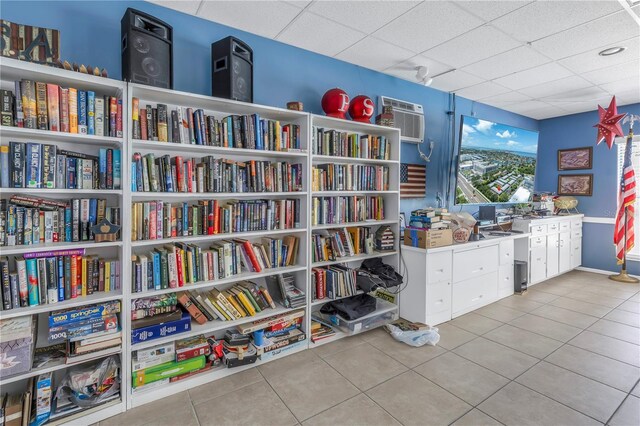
[130,293,191,344]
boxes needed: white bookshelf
[0,58,127,423]
[308,114,401,347]
[125,83,311,408]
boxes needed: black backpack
[360,258,403,288]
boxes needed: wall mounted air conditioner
[379,96,424,144]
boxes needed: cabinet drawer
[498,264,514,292]
[531,224,547,236]
[572,228,582,238]
[453,245,498,283]
[530,235,546,248]
[426,281,451,316]
[426,251,452,283]
[499,240,514,265]
[547,222,559,233]
[452,271,498,314]
[559,221,571,232]
[572,220,582,229]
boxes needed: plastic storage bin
[0,316,35,379]
[319,298,399,335]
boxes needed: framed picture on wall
[558,174,593,196]
[557,147,593,170]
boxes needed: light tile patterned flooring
[100,271,640,425]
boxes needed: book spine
[77,90,87,134]
[42,144,56,189]
[116,98,123,138]
[26,142,42,188]
[35,81,48,130]
[1,89,14,126]
[132,97,140,140]
[87,91,95,135]
[68,87,78,133]
[109,97,117,137]
[1,260,11,309]
[46,84,60,131]
[59,87,70,132]
[95,97,104,136]
[14,81,24,127]
[25,258,39,305]
[10,142,24,188]
[157,104,168,142]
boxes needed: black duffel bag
[320,293,377,320]
[360,258,403,288]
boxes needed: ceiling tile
[373,1,483,53]
[600,77,640,96]
[335,36,415,71]
[147,1,202,15]
[423,25,521,68]
[581,60,640,85]
[308,1,420,33]
[384,55,452,84]
[198,1,302,38]
[493,62,573,91]
[283,1,312,8]
[479,91,532,105]
[559,36,639,74]
[541,86,610,104]
[518,75,594,98]
[455,81,511,99]
[453,1,532,22]
[504,101,558,118]
[531,10,640,60]
[277,12,366,57]
[491,1,623,43]
[615,89,640,105]
[428,69,484,92]
[461,46,550,80]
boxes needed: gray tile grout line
[254,366,302,424]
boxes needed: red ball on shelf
[348,95,375,123]
[321,88,350,119]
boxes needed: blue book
[151,251,161,290]
[182,203,188,236]
[253,114,262,150]
[64,205,72,242]
[25,258,39,306]
[66,157,76,189]
[78,90,87,134]
[0,145,8,187]
[226,116,233,147]
[131,162,137,192]
[57,256,65,301]
[25,142,42,188]
[131,311,191,344]
[99,148,107,189]
[88,198,97,239]
[87,91,95,135]
[113,149,121,190]
[194,110,202,145]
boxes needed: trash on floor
[385,319,440,347]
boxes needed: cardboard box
[404,228,453,249]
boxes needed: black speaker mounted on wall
[121,8,173,89]
[211,36,253,103]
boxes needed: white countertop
[402,232,530,254]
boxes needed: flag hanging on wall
[614,131,636,264]
[400,163,426,199]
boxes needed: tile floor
[100,270,640,426]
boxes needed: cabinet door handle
[436,268,444,273]
[436,299,443,304]
[471,295,484,302]
[471,267,484,274]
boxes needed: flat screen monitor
[455,115,539,205]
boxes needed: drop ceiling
[148,0,640,120]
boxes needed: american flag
[400,163,426,198]
[614,131,636,264]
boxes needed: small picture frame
[558,147,593,170]
[558,174,593,196]
[399,212,406,230]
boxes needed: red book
[206,252,214,280]
[70,255,78,298]
[46,84,60,131]
[312,268,325,300]
[169,362,212,383]
[174,156,183,192]
[175,248,184,287]
[241,240,262,272]
[59,87,70,132]
[212,200,219,234]
[116,99,123,137]
[109,97,117,137]
[186,159,193,193]
[177,292,207,325]
[75,255,83,297]
[140,110,148,140]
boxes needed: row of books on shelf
[311,196,385,226]
[1,142,122,190]
[311,265,358,301]
[1,250,120,311]
[1,196,120,247]
[131,309,307,390]
[312,227,376,263]
[313,127,391,160]
[131,198,301,241]
[1,81,122,137]
[312,163,390,192]
[131,153,303,194]
[131,98,302,151]
[130,235,300,293]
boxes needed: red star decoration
[594,96,626,149]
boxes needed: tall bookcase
[1,56,403,421]
[0,58,126,425]
[125,84,311,407]
[307,115,401,347]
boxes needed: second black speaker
[211,37,253,103]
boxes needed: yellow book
[179,248,187,285]
[224,290,246,317]
[210,289,241,319]
[208,296,231,321]
[68,87,78,133]
[81,257,88,296]
[105,261,111,292]
[131,203,138,241]
[231,288,256,316]
[186,249,194,284]
[275,121,282,151]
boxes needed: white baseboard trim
[576,266,640,278]
[583,217,615,224]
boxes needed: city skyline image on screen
[455,115,539,205]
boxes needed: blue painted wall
[1,0,537,215]
[538,103,640,273]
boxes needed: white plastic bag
[385,324,440,347]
